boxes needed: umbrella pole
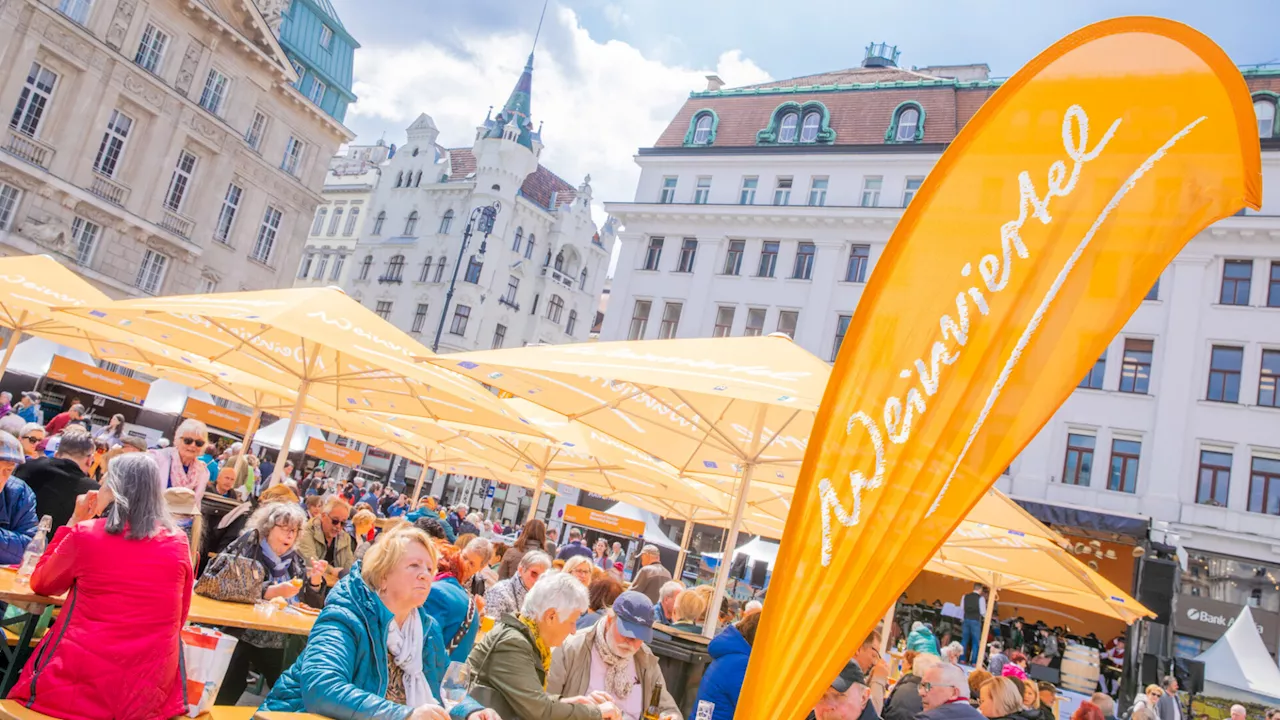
[272,379,309,486]
[976,574,1000,669]
[703,461,755,639]
[411,447,432,506]
[879,601,896,655]
[673,514,694,582]
[528,469,547,523]
[233,404,263,475]
[0,323,26,378]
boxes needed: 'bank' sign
[1175,595,1279,655]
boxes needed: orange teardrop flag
[737,18,1259,720]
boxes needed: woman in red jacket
[9,452,193,720]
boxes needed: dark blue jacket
[555,541,592,562]
[262,562,483,720]
[423,576,480,663]
[696,624,751,720]
[916,701,988,720]
[0,477,39,564]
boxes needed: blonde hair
[259,484,300,505]
[983,677,1024,717]
[674,585,710,622]
[563,554,594,578]
[352,509,376,537]
[1145,685,1164,698]
[362,525,438,590]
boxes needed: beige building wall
[0,0,352,297]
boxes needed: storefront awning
[1013,498,1149,543]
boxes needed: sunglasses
[20,436,41,443]
[326,513,347,524]
[180,437,207,448]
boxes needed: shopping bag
[181,625,238,717]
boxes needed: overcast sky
[327,0,1278,231]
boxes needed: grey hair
[744,600,763,614]
[519,550,552,572]
[19,421,43,438]
[247,501,307,537]
[467,512,483,525]
[55,427,94,460]
[463,536,494,564]
[912,653,942,676]
[522,569,588,620]
[322,494,351,513]
[104,453,177,540]
[659,581,685,602]
[1230,707,1246,717]
[1090,693,1116,717]
[0,415,25,437]
[930,663,970,699]
[70,403,85,414]
[941,641,964,664]
[175,418,208,440]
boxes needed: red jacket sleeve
[30,525,78,597]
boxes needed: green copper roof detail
[483,53,536,149]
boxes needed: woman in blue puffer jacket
[695,612,761,720]
[263,525,498,720]
[906,621,941,655]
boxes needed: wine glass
[440,661,470,709]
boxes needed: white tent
[1194,605,1280,704]
[251,418,326,453]
[5,337,94,377]
[602,502,681,550]
[143,379,215,415]
[703,536,780,570]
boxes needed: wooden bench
[0,700,264,720]
[1,629,37,648]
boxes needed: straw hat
[164,487,199,516]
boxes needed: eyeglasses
[20,436,41,443]
[180,437,206,448]
[326,514,347,524]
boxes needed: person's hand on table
[660,713,681,720]
[323,564,341,586]
[264,581,300,600]
[409,705,449,720]
[586,691,614,706]
[561,696,597,706]
[596,701,621,720]
[466,710,502,720]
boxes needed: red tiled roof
[739,66,940,91]
[444,148,577,210]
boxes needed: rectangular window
[832,314,852,362]
[744,308,766,337]
[1248,456,1280,515]
[281,136,305,176]
[1118,338,1153,394]
[297,254,313,279]
[1260,349,1280,407]
[502,276,519,305]
[314,254,329,280]
[1062,433,1096,486]
[1145,279,1160,301]
[713,306,735,338]
[198,277,217,294]
[845,245,870,283]
[134,23,169,74]
[723,240,744,276]
[566,310,577,335]
[251,206,282,264]
[1079,352,1106,390]
[135,249,168,294]
[860,176,882,207]
[1220,259,1253,306]
[290,59,305,88]
[492,324,506,349]
[245,111,268,151]
[773,177,792,206]
[902,177,923,206]
[776,310,799,339]
[658,302,682,339]
[1206,345,1244,403]
[757,241,779,278]
[92,109,133,178]
[308,78,326,105]
[319,25,334,49]
[808,177,828,207]
[10,62,58,138]
[0,184,20,231]
[375,301,393,320]
[1269,262,1280,308]
[739,177,757,205]
[449,305,471,336]
[163,150,197,212]
[70,217,100,266]
[58,0,92,23]
[330,254,345,281]
[1197,450,1232,507]
[693,176,711,205]
[676,238,697,273]
[213,183,242,244]
[464,256,482,283]
[199,69,229,115]
[411,304,429,331]
[628,300,651,340]
[792,242,815,280]
[1107,439,1142,493]
[643,237,664,271]
[659,176,677,204]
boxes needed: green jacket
[296,514,356,573]
[468,616,602,720]
[548,623,682,719]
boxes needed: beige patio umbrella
[0,254,121,376]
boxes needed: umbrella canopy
[0,255,114,374]
[3,337,96,377]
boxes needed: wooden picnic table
[0,699,326,720]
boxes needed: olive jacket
[468,615,602,720]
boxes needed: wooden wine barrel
[1060,643,1101,694]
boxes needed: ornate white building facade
[0,0,355,296]
[293,141,387,288]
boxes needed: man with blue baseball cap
[549,590,682,719]
[0,431,38,564]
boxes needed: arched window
[566,309,578,335]
[439,209,454,234]
[554,250,565,272]
[693,114,713,144]
[800,112,821,143]
[511,226,524,252]
[543,249,551,267]
[327,207,343,236]
[414,170,422,187]
[434,257,447,282]
[386,254,405,281]
[372,211,386,235]
[357,254,373,280]
[1256,98,1276,138]
[404,211,418,235]
[419,256,433,282]
[394,171,403,188]
[778,112,799,143]
[547,294,564,323]
[311,207,327,236]
[344,207,360,236]
[579,268,588,290]
[524,234,535,260]
[892,105,922,142]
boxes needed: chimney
[705,74,725,92]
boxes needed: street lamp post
[433,202,500,352]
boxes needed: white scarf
[386,611,436,709]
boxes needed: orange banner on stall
[183,398,250,435]
[305,437,363,467]
[46,355,148,404]
[739,18,1260,720]
[563,504,645,539]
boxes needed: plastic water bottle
[16,515,53,586]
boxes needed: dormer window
[319,25,333,50]
[778,112,799,143]
[800,112,820,143]
[693,115,713,144]
[757,102,834,146]
[886,102,925,143]
[684,109,719,147]
[1255,96,1276,139]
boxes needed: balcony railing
[88,173,130,207]
[158,209,194,239]
[377,274,404,284]
[540,266,576,290]
[498,296,521,311]
[3,129,54,170]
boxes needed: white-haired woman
[468,572,622,720]
[197,501,326,704]
[10,453,192,720]
[152,418,210,504]
[942,640,965,665]
[264,525,500,720]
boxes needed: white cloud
[348,7,770,232]
[601,3,630,27]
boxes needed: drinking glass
[440,660,470,709]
